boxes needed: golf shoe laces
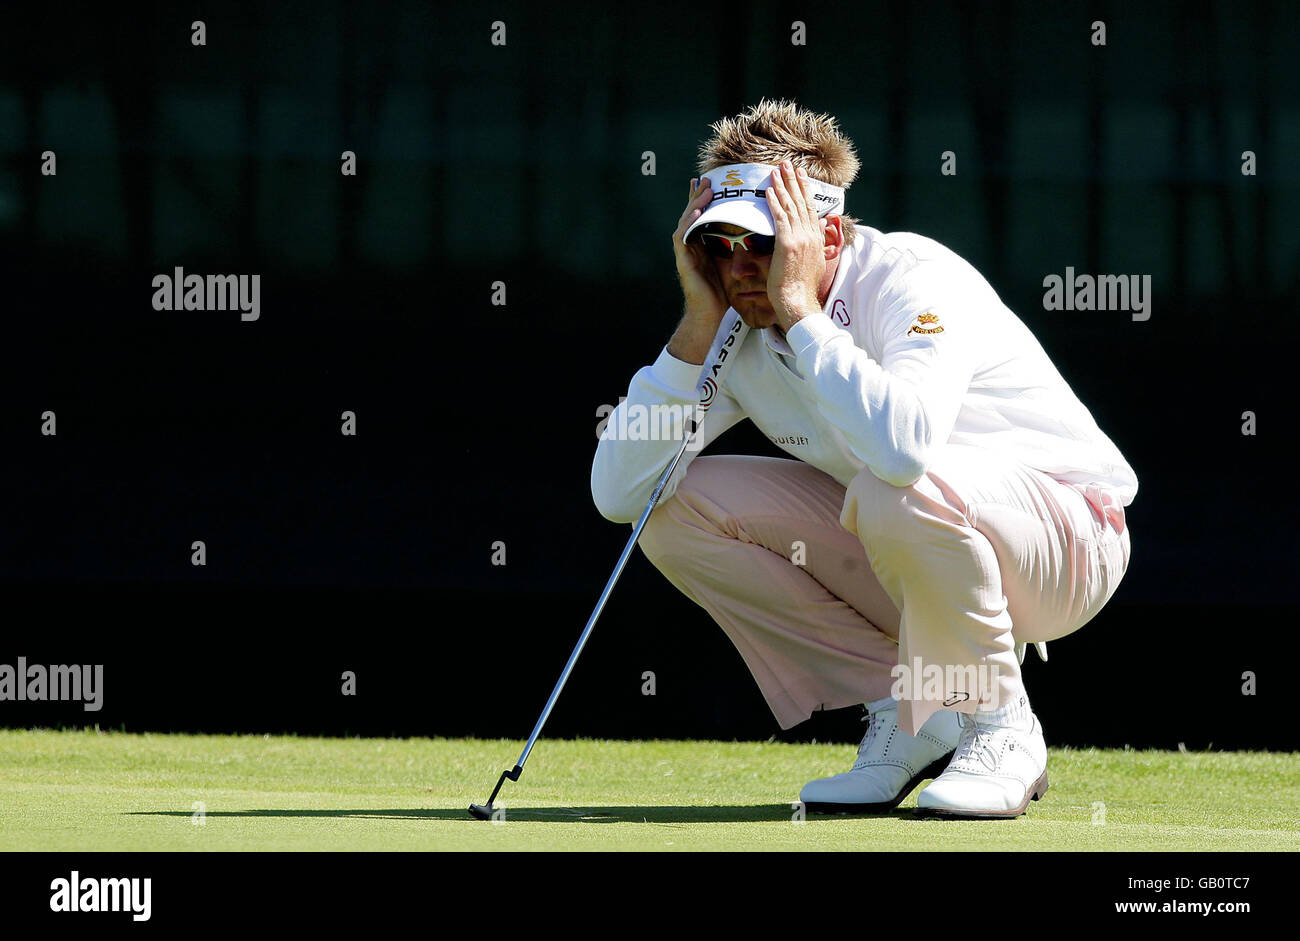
[950,712,1000,772]
[850,708,884,771]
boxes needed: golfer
[590,99,1136,817]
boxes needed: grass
[0,729,1297,851]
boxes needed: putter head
[468,766,520,820]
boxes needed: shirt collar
[763,326,795,357]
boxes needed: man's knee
[840,465,952,543]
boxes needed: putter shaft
[469,315,749,818]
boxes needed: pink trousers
[634,446,1131,736]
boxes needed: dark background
[0,0,1295,749]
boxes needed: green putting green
[1,729,1296,851]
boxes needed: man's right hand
[668,177,730,364]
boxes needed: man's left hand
[766,160,827,332]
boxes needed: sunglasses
[694,228,777,258]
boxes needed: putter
[469,311,751,820]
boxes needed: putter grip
[679,310,748,453]
[694,310,748,408]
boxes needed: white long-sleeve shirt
[591,226,1138,524]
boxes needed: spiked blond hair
[696,98,861,244]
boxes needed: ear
[822,216,845,260]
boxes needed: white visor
[682,162,847,245]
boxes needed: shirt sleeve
[784,263,981,487]
[591,345,746,523]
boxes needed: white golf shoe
[916,695,1049,818]
[799,697,963,814]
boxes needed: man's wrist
[666,332,710,365]
[667,310,721,365]
[776,301,822,334]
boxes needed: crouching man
[591,99,1135,817]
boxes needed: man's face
[708,223,778,330]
